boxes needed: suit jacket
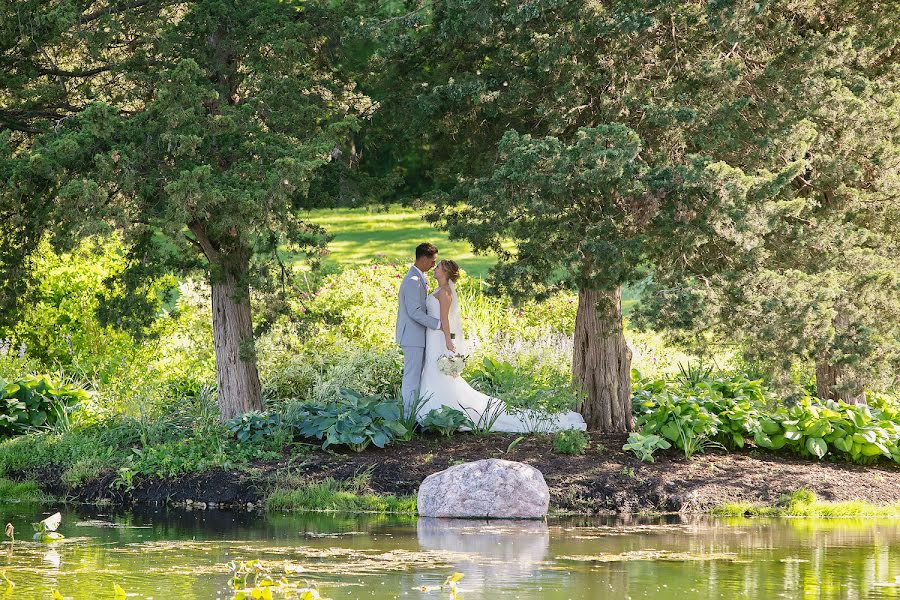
[396,266,440,347]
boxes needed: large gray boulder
[417,459,550,519]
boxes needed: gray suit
[396,266,440,414]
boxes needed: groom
[395,242,442,416]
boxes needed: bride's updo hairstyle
[440,259,461,283]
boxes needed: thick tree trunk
[210,256,264,420]
[815,359,865,405]
[188,222,263,420]
[573,287,633,432]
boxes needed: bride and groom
[395,243,586,433]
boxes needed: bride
[418,259,587,433]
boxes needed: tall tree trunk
[189,222,263,420]
[815,311,866,405]
[573,287,633,432]
[815,358,865,405]
[210,254,263,420]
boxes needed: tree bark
[573,287,633,432]
[188,222,263,420]
[815,310,866,405]
[815,359,865,405]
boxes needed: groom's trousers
[400,345,426,417]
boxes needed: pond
[2,503,900,599]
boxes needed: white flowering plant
[437,353,467,377]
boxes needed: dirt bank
[27,432,900,514]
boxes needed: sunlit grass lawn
[303,205,496,278]
[303,205,642,312]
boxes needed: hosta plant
[0,376,87,438]
[420,407,469,437]
[286,389,407,452]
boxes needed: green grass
[303,205,643,312]
[712,489,900,518]
[304,205,496,279]
[0,478,46,502]
[265,476,417,514]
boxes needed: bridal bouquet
[437,353,467,377]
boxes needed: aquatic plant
[228,559,330,599]
[32,512,64,543]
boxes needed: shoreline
[6,432,900,516]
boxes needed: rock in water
[417,459,550,519]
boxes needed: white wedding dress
[418,285,587,433]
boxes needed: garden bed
[24,432,900,515]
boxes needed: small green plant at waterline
[420,407,469,437]
[0,478,46,502]
[32,511,64,542]
[713,490,900,518]
[265,477,417,514]
[552,429,589,455]
[114,466,135,492]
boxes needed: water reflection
[415,518,549,593]
[1,503,900,599]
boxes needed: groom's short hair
[415,243,438,259]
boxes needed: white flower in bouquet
[437,353,467,377]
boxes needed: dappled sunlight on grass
[301,207,496,278]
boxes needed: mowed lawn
[303,205,641,312]
[304,206,496,279]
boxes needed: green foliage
[265,476,416,514]
[552,430,589,456]
[0,375,87,438]
[0,417,140,478]
[285,389,407,452]
[228,559,333,600]
[627,372,900,465]
[467,357,579,416]
[714,489,900,518]
[420,407,468,437]
[32,512,64,542]
[622,433,672,463]
[0,478,45,502]
[123,426,282,481]
[460,397,506,436]
[225,411,283,444]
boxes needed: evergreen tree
[0,0,368,418]
[636,1,900,401]
[369,0,806,430]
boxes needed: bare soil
[32,432,900,514]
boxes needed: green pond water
[2,503,900,599]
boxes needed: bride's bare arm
[437,289,456,352]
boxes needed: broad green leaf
[806,437,827,459]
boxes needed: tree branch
[80,0,154,23]
[35,65,112,78]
